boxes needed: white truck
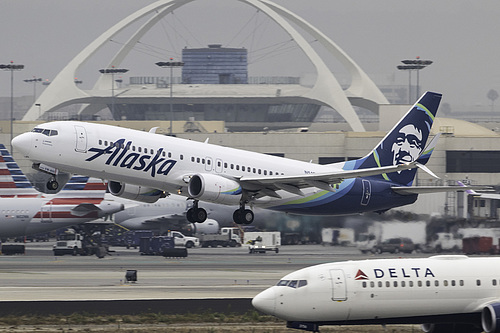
[53,231,107,257]
[321,228,355,246]
[244,231,281,254]
[197,227,242,248]
[428,232,461,253]
[166,231,199,248]
[356,221,427,254]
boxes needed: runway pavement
[0,242,426,316]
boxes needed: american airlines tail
[345,91,442,186]
[0,143,106,200]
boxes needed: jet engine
[482,303,500,333]
[187,173,242,205]
[108,181,165,203]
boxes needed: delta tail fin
[356,91,442,186]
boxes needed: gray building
[182,44,248,84]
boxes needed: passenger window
[378,281,382,288]
[460,280,464,286]
[409,281,414,287]
[451,280,456,286]
[168,152,172,158]
[444,280,448,287]
[242,166,245,171]
[236,165,239,171]
[418,281,422,287]
[426,281,431,287]
[493,280,497,286]
[385,281,390,288]
[393,281,398,287]
[362,282,367,288]
[477,280,481,286]
[180,155,184,160]
[370,281,375,288]
[401,281,405,287]
[99,140,102,145]
[435,281,439,287]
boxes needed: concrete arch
[24,0,388,132]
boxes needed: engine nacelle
[187,173,242,205]
[108,181,165,203]
[482,303,500,333]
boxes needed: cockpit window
[277,279,308,288]
[31,128,58,136]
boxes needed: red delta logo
[355,269,369,280]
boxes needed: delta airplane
[0,144,123,237]
[252,255,500,333]
[12,91,471,224]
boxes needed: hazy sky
[1,0,499,113]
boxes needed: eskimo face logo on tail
[85,138,177,178]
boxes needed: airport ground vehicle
[373,237,415,254]
[53,230,107,257]
[244,231,280,253]
[139,236,187,257]
[166,231,199,248]
[197,227,242,248]
[124,230,154,249]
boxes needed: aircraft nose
[252,287,276,315]
[11,132,32,156]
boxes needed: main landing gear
[233,205,254,225]
[186,201,255,225]
[186,201,208,223]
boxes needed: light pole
[156,59,184,135]
[397,57,433,103]
[99,66,128,119]
[0,61,24,149]
[23,76,42,105]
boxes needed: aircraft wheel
[242,209,254,224]
[194,208,207,223]
[186,208,196,223]
[47,180,59,191]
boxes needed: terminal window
[446,151,500,173]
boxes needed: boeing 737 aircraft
[12,91,469,224]
[252,255,500,333]
[0,144,123,237]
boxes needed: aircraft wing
[392,185,491,195]
[120,214,186,226]
[70,203,102,217]
[238,162,419,197]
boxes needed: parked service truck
[166,231,199,248]
[244,231,281,254]
[53,230,107,258]
[197,227,242,248]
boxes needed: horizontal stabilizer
[392,185,492,195]
[71,203,100,216]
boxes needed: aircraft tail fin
[355,91,442,186]
[0,144,38,197]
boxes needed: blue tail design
[355,91,442,186]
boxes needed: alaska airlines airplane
[252,255,500,333]
[0,144,123,237]
[12,91,467,224]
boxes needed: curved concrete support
[79,1,193,116]
[24,0,386,132]
[23,0,191,121]
[259,0,388,107]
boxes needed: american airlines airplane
[0,144,123,237]
[252,255,500,333]
[12,91,469,224]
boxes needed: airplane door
[74,125,87,153]
[40,203,53,223]
[361,179,371,206]
[330,269,347,301]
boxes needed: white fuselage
[252,256,500,325]
[13,121,345,208]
